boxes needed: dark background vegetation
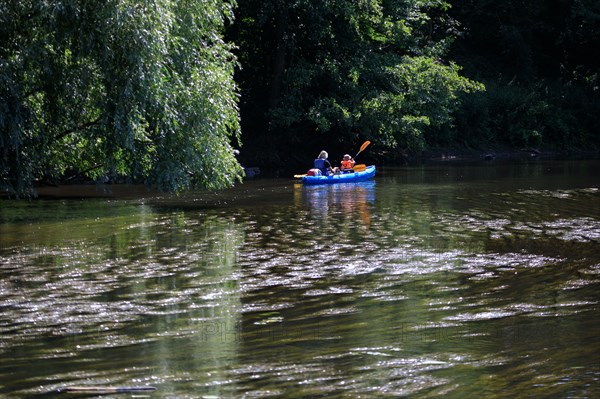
[447,1,599,154]
[230,0,600,169]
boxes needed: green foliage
[4,0,596,192]
[1,0,243,197]
[367,56,483,151]
[229,0,483,161]
[232,0,600,159]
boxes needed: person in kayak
[340,154,355,172]
[314,150,339,175]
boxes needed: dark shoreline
[413,147,600,163]
[2,149,599,200]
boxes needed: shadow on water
[0,160,599,398]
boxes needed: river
[1,159,599,398]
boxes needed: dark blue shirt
[314,158,331,175]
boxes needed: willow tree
[0,0,243,198]
[230,0,483,163]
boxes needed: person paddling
[340,154,355,172]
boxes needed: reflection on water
[296,181,375,228]
[1,160,599,398]
[0,207,244,397]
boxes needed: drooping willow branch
[53,116,102,143]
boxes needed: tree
[229,0,483,164]
[0,0,243,198]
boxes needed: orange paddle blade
[355,141,371,158]
[359,140,371,152]
[353,164,366,172]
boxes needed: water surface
[1,160,599,398]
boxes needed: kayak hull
[301,166,376,185]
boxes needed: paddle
[353,164,366,172]
[354,140,371,160]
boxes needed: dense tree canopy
[1,0,243,197]
[230,0,600,165]
[2,0,599,197]
[229,0,483,165]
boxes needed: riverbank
[2,148,598,200]
[401,146,600,165]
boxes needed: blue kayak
[302,166,376,185]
